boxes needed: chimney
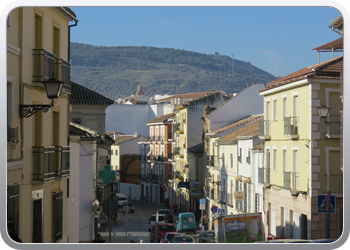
[114,132,118,140]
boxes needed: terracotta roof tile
[69,81,114,105]
[211,114,264,134]
[259,56,342,93]
[312,37,343,51]
[252,143,264,151]
[158,91,217,102]
[147,113,175,124]
[218,118,263,142]
[113,135,139,144]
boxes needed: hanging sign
[234,191,245,201]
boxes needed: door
[33,199,42,243]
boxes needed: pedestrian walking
[92,234,106,243]
[173,202,178,215]
[201,214,209,231]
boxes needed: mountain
[70,42,277,99]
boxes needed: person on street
[201,214,209,231]
[173,202,178,215]
[92,234,106,243]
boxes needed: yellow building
[7,7,78,243]
[259,56,343,240]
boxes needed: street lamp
[19,76,63,118]
[317,105,331,119]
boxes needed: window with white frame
[273,149,277,171]
[230,153,233,168]
[282,97,287,118]
[266,101,271,121]
[273,98,278,121]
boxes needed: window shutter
[53,190,63,242]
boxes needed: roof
[187,143,204,154]
[217,118,263,142]
[312,37,343,52]
[252,143,264,151]
[259,56,343,93]
[147,113,175,124]
[211,114,264,134]
[69,81,114,105]
[328,15,343,33]
[70,122,114,144]
[112,135,140,144]
[180,91,222,106]
[158,91,218,103]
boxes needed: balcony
[157,155,164,161]
[32,146,55,182]
[325,115,341,137]
[55,58,71,92]
[246,156,251,164]
[264,168,271,187]
[175,123,184,133]
[146,173,151,180]
[158,174,163,182]
[214,188,221,202]
[283,172,291,189]
[168,132,173,140]
[33,49,55,83]
[168,172,173,180]
[167,152,173,160]
[258,120,271,139]
[205,155,214,167]
[174,147,180,155]
[258,168,264,184]
[147,136,155,141]
[326,174,343,194]
[226,193,233,207]
[54,146,70,178]
[284,116,299,139]
[151,174,158,181]
[7,127,18,143]
[237,156,242,163]
[291,172,299,191]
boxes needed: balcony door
[32,199,42,243]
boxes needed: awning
[235,176,242,181]
[243,177,251,184]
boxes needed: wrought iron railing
[258,168,265,184]
[326,115,341,134]
[168,172,172,180]
[158,174,163,181]
[55,58,70,84]
[7,127,18,142]
[326,174,343,193]
[258,120,271,137]
[206,155,214,167]
[167,152,173,160]
[33,49,55,82]
[284,172,291,189]
[148,136,155,141]
[32,146,55,181]
[265,167,271,184]
[175,123,180,132]
[284,116,299,136]
[54,146,70,177]
[174,147,180,155]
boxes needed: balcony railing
[146,173,151,180]
[258,120,271,138]
[147,136,155,141]
[284,172,291,189]
[226,193,233,206]
[32,146,55,181]
[168,172,173,180]
[238,156,242,162]
[258,168,264,184]
[33,49,55,82]
[55,58,70,84]
[291,172,299,190]
[284,116,299,136]
[175,123,180,132]
[326,115,341,135]
[326,174,343,193]
[158,174,163,181]
[174,147,180,155]
[157,155,164,161]
[167,152,173,160]
[7,127,18,142]
[54,146,70,177]
[151,174,158,181]
[265,167,271,184]
[206,155,214,167]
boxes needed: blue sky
[69,7,342,77]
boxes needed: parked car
[176,212,197,234]
[150,223,177,243]
[116,193,128,207]
[169,235,195,243]
[197,230,215,243]
[122,201,134,213]
[148,214,166,232]
[157,209,173,223]
[160,232,181,243]
[308,239,337,243]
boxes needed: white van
[116,193,128,207]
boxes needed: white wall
[120,136,146,155]
[68,136,80,243]
[79,141,97,242]
[237,140,253,178]
[120,183,141,201]
[209,84,264,131]
[105,104,175,136]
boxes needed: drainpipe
[68,19,78,62]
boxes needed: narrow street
[97,200,201,243]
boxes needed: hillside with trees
[70,42,277,99]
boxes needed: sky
[69,6,342,77]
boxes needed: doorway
[32,199,42,243]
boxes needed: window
[238,148,242,162]
[7,82,12,128]
[273,99,278,121]
[282,149,287,171]
[273,149,277,171]
[115,149,118,155]
[222,153,225,167]
[7,13,11,28]
[255,194,260,212]
[230,153,233,168]
[266,101,271,121]
[52,190,63,242]
[282,97,287,118]
[246,150,251,164]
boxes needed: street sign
[163,187,167,191]
[218,208,226,215]
[317,194,336,213]
[200,199,205,210]
[123,204,131,213]
[211,205,218,214]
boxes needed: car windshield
[118,197,127,201]
[150,216,165,221]
[159,225,176,231]
[158,210,171,215]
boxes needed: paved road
[97,200,201,243]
